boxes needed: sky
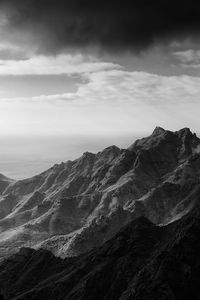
[0,0,200,178]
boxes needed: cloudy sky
[0,0,200,177]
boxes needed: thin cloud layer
[0,70,200,137]
[0,54,119,75]
[174,50,200,68]
[48,70,200,105]
[2,70,200,104]
[0,0,200,54]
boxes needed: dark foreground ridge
[1,197,200,299]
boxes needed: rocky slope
[0,127,200,259]
[1,196,200,300]
[0,174,14,195]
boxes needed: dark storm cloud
[1,0,200,53]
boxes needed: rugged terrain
[1,198,200,299]
[0,127,200,260]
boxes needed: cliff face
[0,127,199,259]
[1,197,200,300]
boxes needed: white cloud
[0,54,119,75]
[31,70,200,105]
[0,68,200,137]
[173,49,200,68]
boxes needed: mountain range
[0,127,200,299]
[0,127,200,260]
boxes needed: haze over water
[0,134,140,179]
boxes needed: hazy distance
[0,134,141,179]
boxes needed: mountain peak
[176,127,193,137]
[152,126,166,136]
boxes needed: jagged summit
[82,151,95,157]
[152,126,166,135]
[102,145,120,153]
[176,127,192,134]
[128,126,168,151]
[129,126,200,152]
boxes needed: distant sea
[0,160,54,180]
[0,134,141,180]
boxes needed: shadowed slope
[1,195,200,299]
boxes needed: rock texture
[1,199,200,299]
[0,174,14,196]
[0,127,200,259]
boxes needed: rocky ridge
[0,127,199,259]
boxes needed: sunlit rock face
[0,127,200,259]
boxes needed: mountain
[0,174,14,195]
[1,196,200,300]
[0,127,200,260]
